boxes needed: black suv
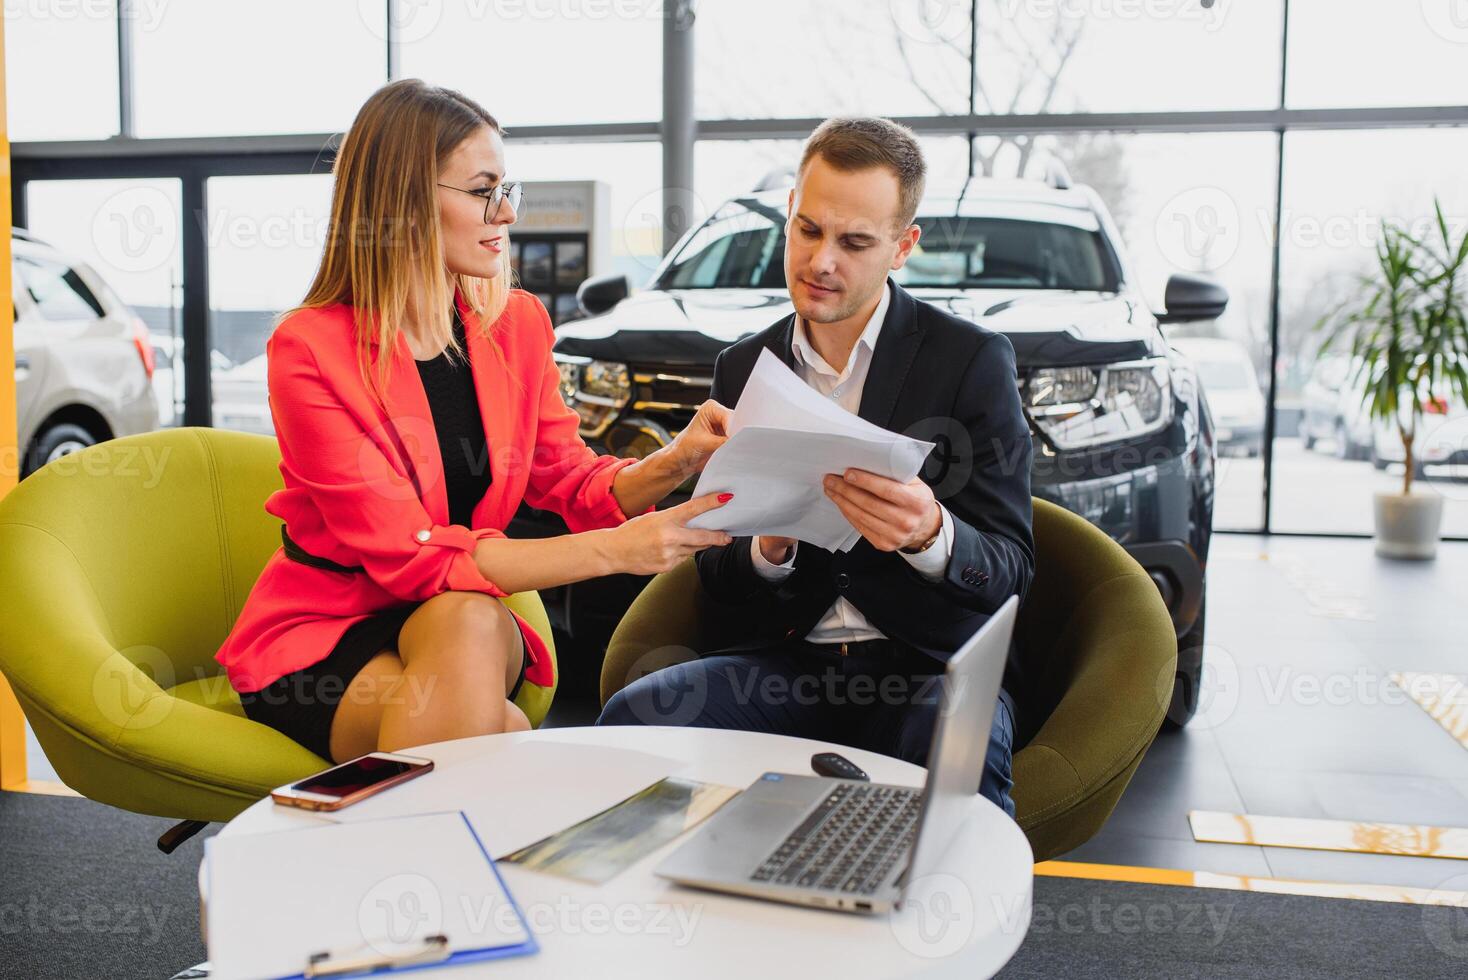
[512,172,1226,727]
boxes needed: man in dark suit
[597,117,1034,816]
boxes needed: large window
[5,0,119,140]
[205,175,333,434]
[394,0,661,127]
[131,1,386,137]
[1272,128,1468,537]
[697,0,1284,120]
[10,0,1468,539]
[505,141,665,284]
[24,179,185,426]
[1286,1,1468,109]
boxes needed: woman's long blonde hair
[287,79,513,408]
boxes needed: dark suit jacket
[695,280,1035,664]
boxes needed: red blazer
[215,288,645,693]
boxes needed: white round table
[201,726,1032,978]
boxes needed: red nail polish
[718,493,734,502]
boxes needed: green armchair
[0,427,557,848]
[600,498,1176,862]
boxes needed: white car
[148,334,236,428]
[1371,397,1468,474]
[1172,337,1265,457]
[211,353,273,435]
[12,229,159,476]
[1300,352,1375,460]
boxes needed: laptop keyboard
[749,783,921,895]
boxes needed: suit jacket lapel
[856,281,923,431]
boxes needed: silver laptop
[654,595,1018,915]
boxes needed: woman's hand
[606,492,736,575]
[665,399,733,481]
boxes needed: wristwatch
[900,504,943,555]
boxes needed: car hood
[553,287,1160,368]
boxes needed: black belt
[280,526,365,575]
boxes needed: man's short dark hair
[798,117,927,229]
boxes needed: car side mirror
[577,273,630,317]
[1158,273,1229,324]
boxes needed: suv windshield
[657,198,1121,292]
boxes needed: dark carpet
[3,788,1461,978]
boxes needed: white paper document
[687,348,935,552]
[326,740,683,858]
[206,811,533,980]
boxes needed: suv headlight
[554,353,630,438]
[1025,357,1173,451]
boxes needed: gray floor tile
[1229,767,1468,827]
[1101,728,1247,841]
[1060,829,1275,877]
[1256,846,1468,892]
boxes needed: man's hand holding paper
[686,349,935,552]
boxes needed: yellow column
[0,12,27,791]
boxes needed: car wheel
[1162,596,1205,731]
[23,423,98,478]
[1371,447,1389,471]
[1303,432,1316,451]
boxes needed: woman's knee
[400,592,518,666]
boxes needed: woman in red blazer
[214,80,734,764]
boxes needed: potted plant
[1319,199,1468,559]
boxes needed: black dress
[239,305,525,760]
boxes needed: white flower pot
[1373,491,1444,560]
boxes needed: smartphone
[270,752,434,812]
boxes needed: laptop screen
[900,595,1018,896]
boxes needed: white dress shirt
[749,281,956,644]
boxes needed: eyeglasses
[436,180,524,224]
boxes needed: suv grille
[629,363,712,431]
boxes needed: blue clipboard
[205,810,538,979]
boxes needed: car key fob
[811,752,870,781]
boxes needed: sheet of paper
[688,349,935,551]
[326,741,684,858]
[207,811,531,980]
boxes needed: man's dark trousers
[596,638,1017,818]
